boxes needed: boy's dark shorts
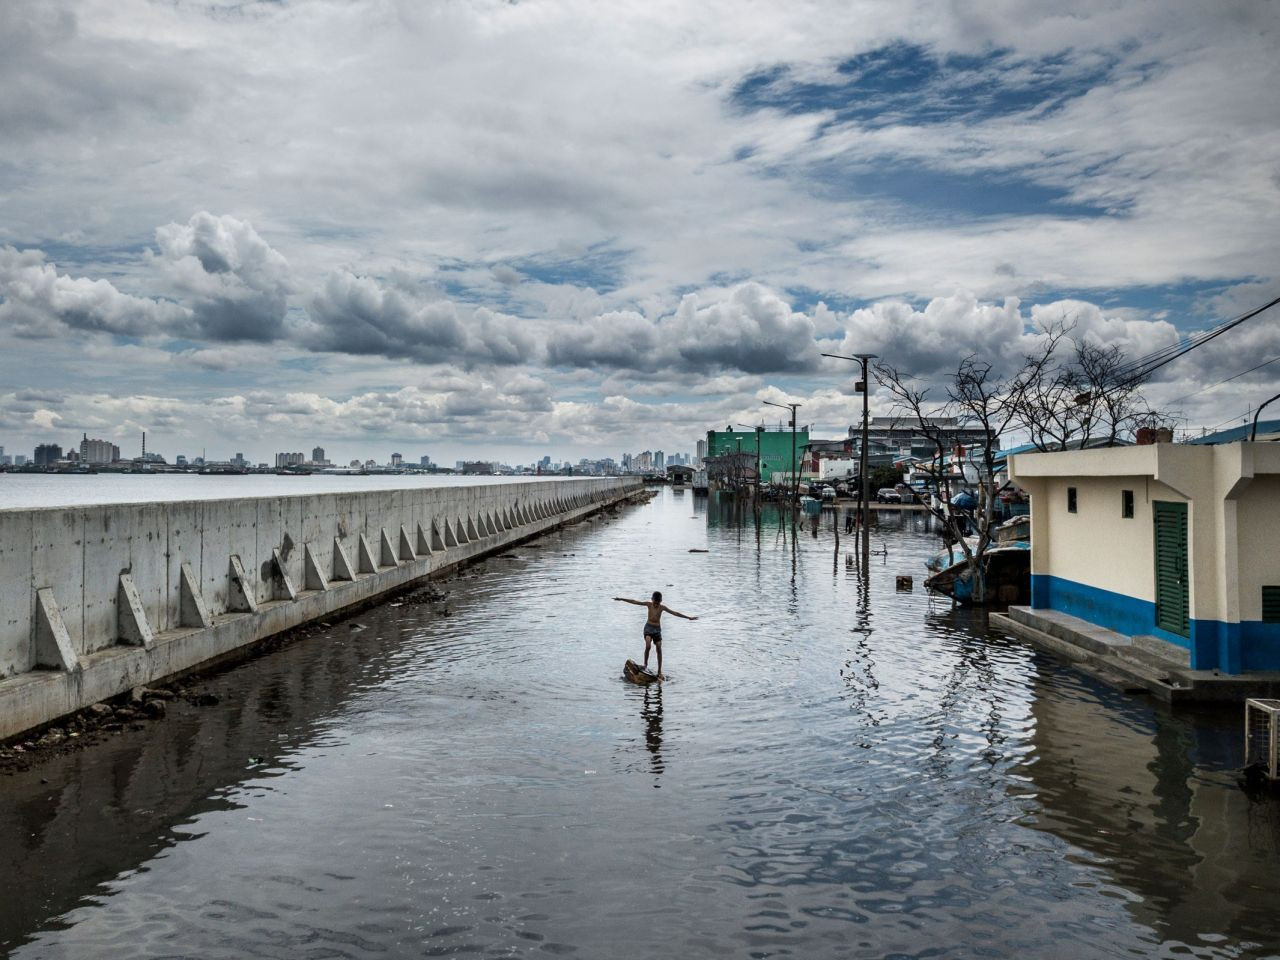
[643,624,662,642]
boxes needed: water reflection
[640,685,664,778]
[1011,660,1280,951]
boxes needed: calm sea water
[0,472,575,509]
[1,489,1277,958]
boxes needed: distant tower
[142,431,146,460]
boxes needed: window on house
[1122,489,1134,518]
[1264,586,1280,624]
[1067,487,1077,513]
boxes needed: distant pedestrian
[612,591,697,680]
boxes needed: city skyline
[0,428,700,474]
[0,431,701,472]
[1,2,1277,460]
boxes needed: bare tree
[1012,320,1154,451]
[876,321,1155,603]
[876,355,1026,603]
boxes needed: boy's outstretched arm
[661,605,698,620]
[613,597,644,605]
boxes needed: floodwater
[0,472,576,510]
[2,489,1279,959]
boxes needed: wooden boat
[924,542,1030,605]
[623,659,659,685]
[992,515,1030,545]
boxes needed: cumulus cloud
[0,245,189,338]
[547,283,820,375]
[827,290,1188,385]
[304,269,538,366]
[152,212,294,341]
[547,310,659,369]
[669,284,821,373]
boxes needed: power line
[1112,293,1280,386]
[1165,355,1280,407]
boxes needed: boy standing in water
[613,591,697,679]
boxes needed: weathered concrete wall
[0,478,640,740]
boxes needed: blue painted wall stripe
[1030,574,1280,673]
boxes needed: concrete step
[1113,644,1184,674]
[992,610,1187,703]
[1132,633,1191,667]
[1003,606,1133,657]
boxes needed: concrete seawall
[0,478,641,740]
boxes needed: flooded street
[2,488,1279,959]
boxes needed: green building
[705,427,809,484]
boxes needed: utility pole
[822,352,877,566]
[755,425,764,501]
[764,400,801,511]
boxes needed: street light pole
[763,400,802,511]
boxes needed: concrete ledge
[993,606,1280,703]
[0,479,640,740]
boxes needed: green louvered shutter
[1153,501,1189,637]
[1263,586,1280,623]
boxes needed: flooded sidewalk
[2,489,1278,958]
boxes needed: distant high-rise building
[14,455,27,466]
[230,452,248,468]
[312,446,326,464]
[176,455,188,467]
[654,450,665,471]
[79,435,118,464]
[275,452,305,468]
[390,452,403,467]
[696,439,708,462]
[35,443,63,465]
[420,454,432,467]
[540,455,551,467]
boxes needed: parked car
[876,487,902,503]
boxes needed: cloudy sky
[1,0,1277,466]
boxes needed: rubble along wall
[0,478,641,740]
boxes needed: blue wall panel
[1030,574,1280,673]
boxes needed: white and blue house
[1008,431,1280,674]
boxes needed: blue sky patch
[1026,278,1261,331]
[504,244,629,295]
[804,161,1111,219]
[730,42,1114,128]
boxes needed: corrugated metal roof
[1186,419,1280,444]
